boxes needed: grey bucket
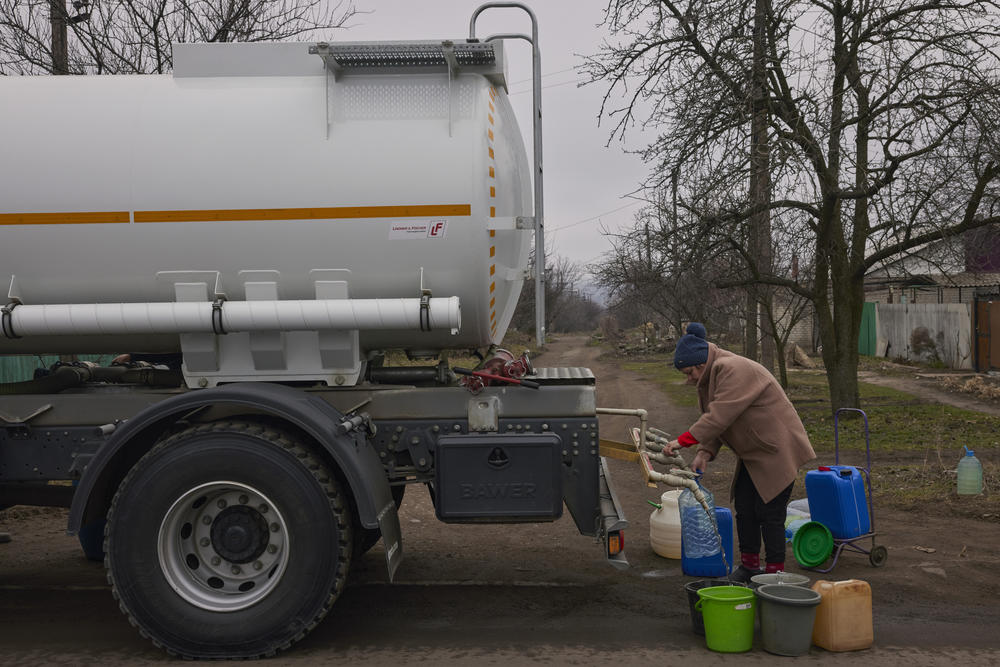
[684,579,748,636]
[749,572,811,590]
[755,583,822,656]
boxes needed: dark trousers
[734,461,794,564]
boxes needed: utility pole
[749,0,774,371]
[49,0,69,74]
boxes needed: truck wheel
[104,420,352,658]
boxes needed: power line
[509,67,579,85]
[509,79,584,95]
[547,201,643,232]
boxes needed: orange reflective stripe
[0,211,130,225]
[134,204,471,223]
[3,206,472,225]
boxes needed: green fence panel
[858,302,877,356]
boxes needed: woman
[664,323,816,581]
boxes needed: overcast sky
[340,0,651,270]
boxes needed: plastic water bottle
[679,483,720,559]
[957,446,983,495]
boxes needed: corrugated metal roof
[866,272,1000,289]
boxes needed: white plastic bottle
[649,490,683,558]
[957,446,983,495]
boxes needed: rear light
[608,530,624,556]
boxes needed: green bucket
[694,586,756,653]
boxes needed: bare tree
[0,0,359,74]
[586,0,1000,410]
[592,202,743,339]
[593,195,812,386]
[512,248,603,337]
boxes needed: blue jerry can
[681,507,734,577]
[805,466,870,539]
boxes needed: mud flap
[599,457,629,569]
[376,499,403,581]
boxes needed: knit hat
[673,322,709,369]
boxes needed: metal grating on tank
[311,40,508,90]
[322,42,496,68]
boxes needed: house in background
[863,226,1000,371]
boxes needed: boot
[730,553,762,583]
[765,562,785,574]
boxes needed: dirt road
[2,335,999,665]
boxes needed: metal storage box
[434,434,562,522]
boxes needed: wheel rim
[871,545,887,567]
[158,481,290,612]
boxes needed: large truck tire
[104,419,353,658]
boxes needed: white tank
[0,41,532,357]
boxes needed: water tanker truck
[0,3,628,658]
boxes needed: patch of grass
[801,402,1000,456]
[873,462,999,521]
[621,359,699,407]
[500,328,537,355]
[786,370,913,403]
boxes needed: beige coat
[689,343,816,503]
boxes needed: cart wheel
[869,545,888,568]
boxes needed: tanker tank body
[0,10,630,660]
[0,40,532,385]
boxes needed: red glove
[677,431,699,447]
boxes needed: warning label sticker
[389,220,448,240]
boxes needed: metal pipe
[368,366,452,385]
[2,297,461,338]
[471,2,545,349]
[596,407,648,457]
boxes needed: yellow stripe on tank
[135,204,471,223]
[2,205,471,225]
[0,211,130,225]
